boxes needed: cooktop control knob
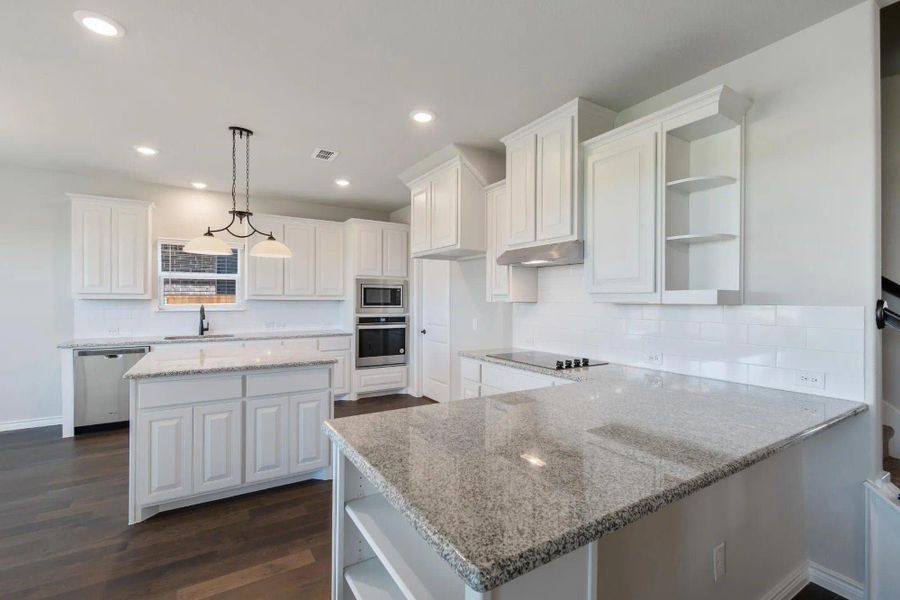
[555,360,564,370]
[582,358,590,366]
[565,360,573,369]
[573,359,581,367]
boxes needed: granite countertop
[58,329,352,349]
[123,345,337,380]
[323,362,867,592]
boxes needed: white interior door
[421,260,451,403]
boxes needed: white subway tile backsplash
[513,265,865,401]
[805,327,864,353]
[747,325,806,348]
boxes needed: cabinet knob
[420,329,427,335]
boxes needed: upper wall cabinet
[485,180,537,303]
[246,216,345,299]
[582,85,751,305]
[345,219,409,278]
[69,194,153,299]
[400,144,505,260]
[500,99,617,249]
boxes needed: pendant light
[183,126,292,258]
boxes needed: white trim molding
[759,563,808,600]
[809,561,865,600]
[0,415,62,433]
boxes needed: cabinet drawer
[356,367,408,394]
[138,376,243,409]
[318,336,351,351]
[246,368,330,397]
[460,358,481,383]
[278,339,319,351]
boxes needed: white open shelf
[666,233,736,244]
[345,494,464,600]
[345,558,405,600]
[663,289,742,305]
[666,175,735,194]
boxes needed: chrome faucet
[199,305,210,336]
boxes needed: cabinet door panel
[585,128,657,294]
[430,165,459,250]
[72,202,112,294]
[111,205,147,294]
[315,224,344,296]
[536,117,574,241]
[410,184,431,254]
[506,135,536,245]
[323,349,350,395]
[289,391,330,474]
[245,396,290,483]
[192,401,242,494]
[356,224,383,277]
[284,222,316,296]
[247,217,285,296]
[492,186,511,296]
[382,228,408,278]
[136,407,192,504]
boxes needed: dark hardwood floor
[0,394,434,600]
[0,393,846,600]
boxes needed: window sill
[155,305,247,313]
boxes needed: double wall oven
[355,279,408,368]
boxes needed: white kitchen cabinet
[583,126,659,301]
[70,194,153,299]
[399,144,505,260]
[500,99,616,250]
[580,85,750,305]
[323,350,350,395]
[289,391,330,474]
[344,220,409,279]
[244,396,290,483]
[461,379,481,399]
[315,222,345,297]
[136,407,192,505]
[192,401,242,495]
[247,215,345,299]
[460,358,567,403]
[485,180,537,303]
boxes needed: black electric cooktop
[486,351,608,371]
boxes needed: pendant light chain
[231,128,237,213]
[245,130,251,213]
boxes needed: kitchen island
[324,363,867,600]
[125,344,337,524]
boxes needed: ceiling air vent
[311,148,339,162]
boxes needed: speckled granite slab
[324,363,866,592]
[58,329,351,349]
[124,345,336,379]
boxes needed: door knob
[420,329,427,335]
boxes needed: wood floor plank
[175,549,315,600]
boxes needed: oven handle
[356,324,408,330]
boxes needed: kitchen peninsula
[324,363,867,600]
[125,344,337,524]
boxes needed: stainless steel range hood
[497,240,583,267]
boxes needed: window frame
[156,237,245,312]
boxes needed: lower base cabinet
[245,396,291,483]
[458,358,573,401]
[192,401,242,495]
[136,407,192,505]
[290,391,330,473]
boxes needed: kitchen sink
[163,334,236,340]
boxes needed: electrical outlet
[106,326,120,335]
[713,542,726,582]
[644,352,663,366]
[795,370,825,389]
[472,318,478,332]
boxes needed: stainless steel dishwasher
[74,347,149,428]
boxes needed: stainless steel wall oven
[356,316,407,367]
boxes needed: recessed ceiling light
[191,182,208,190]
[133,145,158,156]
[410,110,435,124]
[73,11,125,38]
[335,179,350,187]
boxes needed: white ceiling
[1,0,859,211]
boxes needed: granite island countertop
[124,344,337,380]
[323,363,867,592]
[58,329,352,350]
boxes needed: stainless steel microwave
[357,279,407,314]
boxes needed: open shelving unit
[661,87,749,305]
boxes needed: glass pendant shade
[183,232,232,256]
[250,236,293,258]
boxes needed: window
[158,241,242,309]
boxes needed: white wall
[390,205,411,224]
[512,2,881,589]
[0,162,390,428]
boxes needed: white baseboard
[808,561,864,600]
[0,415,62,432]
[883,400,900,457]
[760,562,808,600]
